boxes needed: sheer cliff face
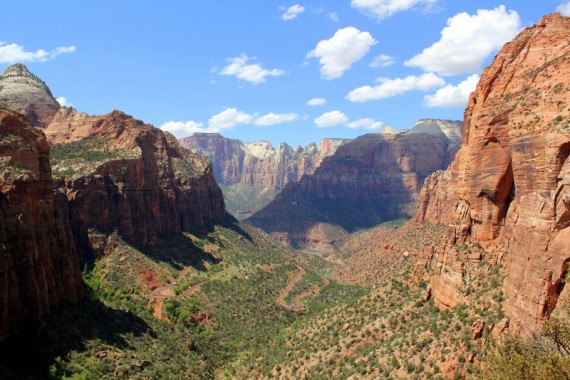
[248,120,461,249]
[0,108,83,342]
[179,133,346,217]
[0,64,60,127]
[46,108,226,256]
[180,133,346,189]
[414,14,570,333]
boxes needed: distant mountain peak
[0,63,59,126]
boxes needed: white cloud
[160,120,210,138]
[307,97,327,106]
[328,12,339,21]
[282,4,305,20]
[56,96,72,107]
[307,27,377,79]
[347,72,445,102]
[557,2,570,16]
[0,42,75,63]
[404,6,521,75]
[351,0,438,20]
[370,54,395,68]
[347,118,383,130]
[208,108,253,129]
[425,74,479,107]
[220,54,284,84]
[314,110,348,127]
[255,113,298,126]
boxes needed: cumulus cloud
[307,97,327,106]
[314,110,348,127]
[370,54,395,68]
[347,72,445,102]
[56,96,72,107]
[255,113,298,126]
[405,6,521,75]
[160,120,210,138]
[347,118,383,130]
[557,1,570,16]
[425,74,479,107]
[209,108,253,129]
[307,27,377,79]
[0,42,75,63]
[220,54,284,84]
[282,4,305,20]
[351,0,438,20]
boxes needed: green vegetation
[50,137,140,179]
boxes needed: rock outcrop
[180,133,346,217]
[0,107,83,343]
[414,14,570,333]
[0,64,60,126]
[45,108,226,256]
[249,119,461,248]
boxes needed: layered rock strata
[414,14,570,333]
[46,108,226,256]
[180,133,346,217]
[249,119,461,248]
[0,107,83,342]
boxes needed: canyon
[180,133,346,218]
[249,119,461,249]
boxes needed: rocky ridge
[249,119,461,249]
[0,107,83,343]
[414,13,570,334]
[0,64,227,341]
[180,133,346,217]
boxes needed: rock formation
[0,64,60,127]
[414,13,570,334]
[45,108,226,256]
[249,119,461,248]
[0,107,83,343]
[180,133,346,217]
[0,64,227,341]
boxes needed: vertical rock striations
[0,107,83,343]
[180,133,346,217]
[45,109,226,257]
[414,14,570,333]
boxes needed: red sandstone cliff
[249,119,461,248]
[0,107,83,343]
[414,14,570,334]
[45,108,226,256]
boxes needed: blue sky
[0,1,566,147]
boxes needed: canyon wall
[0,107,83,342]
[180,133,346,217]
[414,14,570,334]
[249,119,461,248]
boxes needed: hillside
[248,119,461,249]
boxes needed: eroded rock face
[249,120,461,249]
[180,133,346,217]
[0,107,83,342]
[0,64,60,126]
[415,14,570,333]
[46,109,226,256]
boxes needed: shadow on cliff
[0,290,151,378]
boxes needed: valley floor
[0,219,510,379]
